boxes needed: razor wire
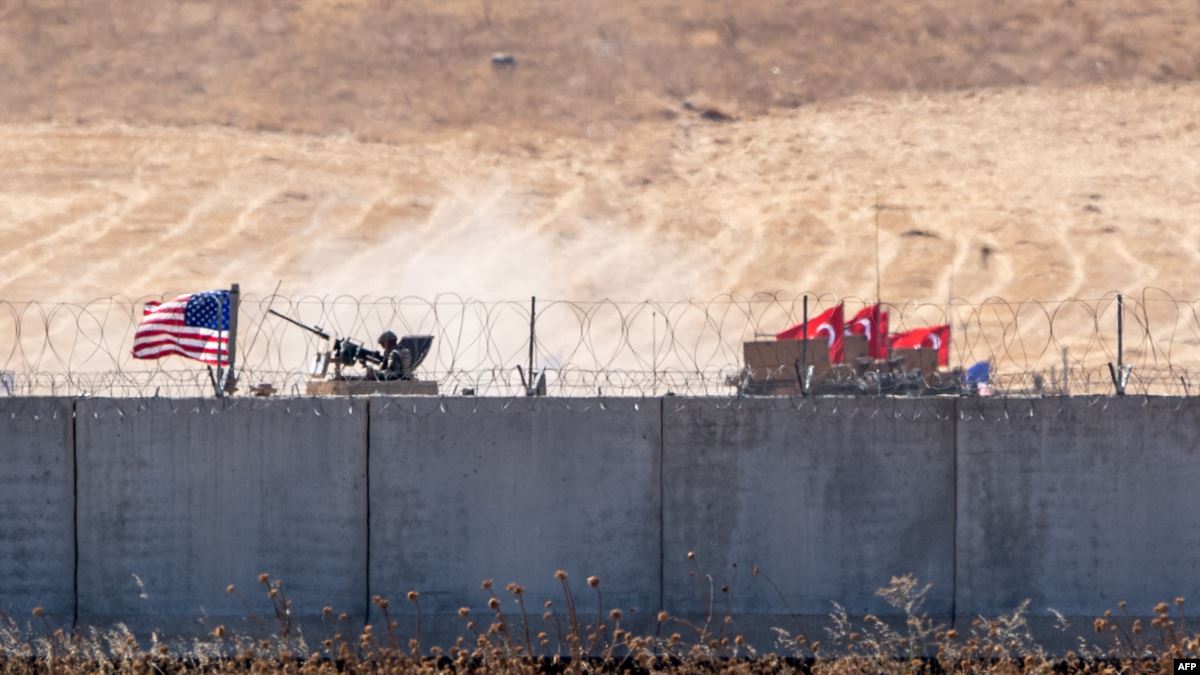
[3,289,1200,399]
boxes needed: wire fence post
[1117,292,1123,377]
[8,290,1200,398]
[652,311,658,396]
[528,296,537,396]
[1108,292,1127,396]
[1061,347,1069,396]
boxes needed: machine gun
[267,309,385,372]
[332,338,385,368]
[266,309,434,382]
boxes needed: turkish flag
[889,324,951,366]
[845,304,889,359]
[775,303,845,363]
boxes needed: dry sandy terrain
[3,0,1199,303]
[2,1,1200,388]
[2,84,1198,304]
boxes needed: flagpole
[224,283,240,395]
[873,195,890,372]
[801,295,809,396]
[214,291,224,399]
[874,195,882,311]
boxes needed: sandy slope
[3,1,1200,387]
[5,0,1200,140]
[5,0,1200,304]
[2,83,1198,305]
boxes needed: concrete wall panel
[76,398,367,632]
[663,398,957,625]
[4,392,1193,647]
[0,398,74,625]
[957,397,1200,618]
[368,398,661,635]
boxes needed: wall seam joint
[951,397,959,629]
[658,396,665,613]
[364,400,372,629]
[71,398,79,631]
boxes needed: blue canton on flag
[183,290,231,331]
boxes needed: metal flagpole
[800,295,809,396]
[213,291,225,398]
[223,283,240,395]
[874,196,891,372]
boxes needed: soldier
[368,330,413,381]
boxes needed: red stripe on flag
[132,291,231,366]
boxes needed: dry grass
[1,572,1196,673]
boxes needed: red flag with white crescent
[888,324,951,366]
[845,304,889,359]
[775,303,845,363]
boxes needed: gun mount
[266,309,438,396]
[332,337,384,368]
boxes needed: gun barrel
[267,309,330,340]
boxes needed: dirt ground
[2,1,1198,304]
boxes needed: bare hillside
[3,83,1198,304]
[1,1,1199,306]
[3,1,1199,140]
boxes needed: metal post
[800,295,809,396]
[214,291,225,398]
[223,283,240,395]
[528,296,536,396]
[1061,346,1069,396]
[652,311,658,395]
[1117,292,1124,380]
[879,302,889,363]
[1107,294,1128,396]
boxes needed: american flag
[131,290,231,365]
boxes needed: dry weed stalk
[2,570,1198,673]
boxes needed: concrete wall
[4,395,1200,646]
[663,397,956,641]
[75,398,368,633]
[957,397,1200,620]
[0,398,74,626]
[368,398,662,641]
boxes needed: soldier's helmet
[378,330,398,346]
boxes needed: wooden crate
[891,348,939,374]
[743,339,831,381]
